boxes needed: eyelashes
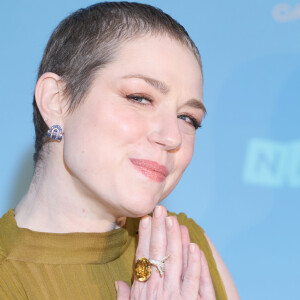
[126,94,152,105]
[125,94,202,130]
[178,114,202,130]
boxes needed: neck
[15,147,125,233]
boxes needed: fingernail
[189,243,196,253]
[166,216,173,228]
[115,281,118,293]
[154,206,162,218]
[141,216,150,228]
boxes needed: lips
[130,158,169,182]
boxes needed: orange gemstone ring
[135,255,170,282]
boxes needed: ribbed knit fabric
[0,209,227,299]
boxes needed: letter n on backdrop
[243,139,288,188]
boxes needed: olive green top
[0,209,227,299]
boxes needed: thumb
[115,280,131,300]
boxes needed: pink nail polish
[190,243,196,253]
[154,206,162,218]
[141,216,150,228]
[166,216,173,228]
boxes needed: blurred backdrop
[0,1,299,299]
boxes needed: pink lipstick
[130,158,168,182]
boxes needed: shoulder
[204,233,241,300]
[0,209,14,263]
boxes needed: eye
[178,114,202,130]
[126,94,153,105]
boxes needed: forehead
[104,34,203,97]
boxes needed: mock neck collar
[1,209,135,265]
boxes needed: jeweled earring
[46,125,63,142]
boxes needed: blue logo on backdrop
[243,139,300,188]
[272,3,300,22]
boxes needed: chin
[118,195,160,218]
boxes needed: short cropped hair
[33,1,202,165]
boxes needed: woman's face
[63,34,204,217]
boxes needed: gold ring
[135,255,170,282]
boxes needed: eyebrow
[122,73,207,114]
[122,73,170,94]
[184,99,207,115]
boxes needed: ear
[35,72,67,129]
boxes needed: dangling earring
[46,125,63,142]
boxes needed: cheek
[107,113,144,140]
[161,138,195,200]
[63,104,149,170]
[180,135,196,168]
[167,136,195,186]
[62,122,91,176]
[98,106,148,147]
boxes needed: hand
[116,205,216,300]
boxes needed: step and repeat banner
[0,1,299,299]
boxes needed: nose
[147,112,182,151]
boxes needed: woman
[0,2,240,299]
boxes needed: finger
[149,205,168,260]
[181,243,201,299]
[199,251,216,299]
[164,216,183,288]
[149,205,168,281]
[115,281,130,300]
[180,225,190,280]
[135,215,152,260]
